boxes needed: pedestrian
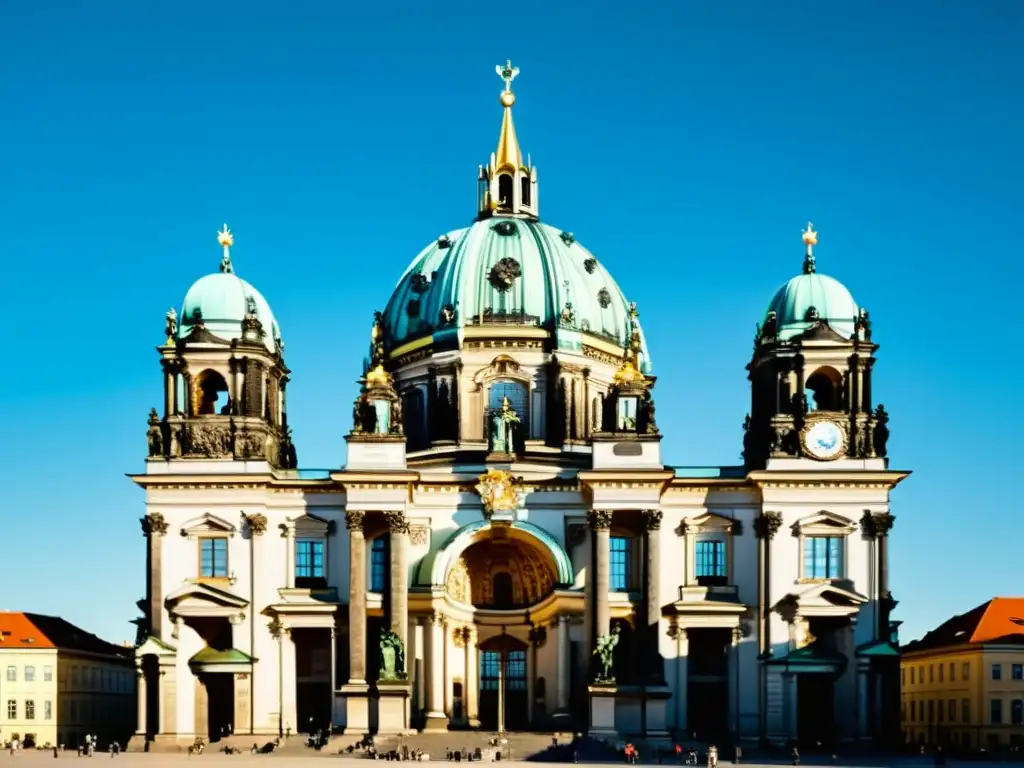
[708,744,718,768]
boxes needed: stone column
[284,523,296,589]
[161,360,176,419]
[345,512,367,683]
[281,628,297,735]
[423,613,448,730]
[136,666,147,735]
[465,627,480,727]
[588,510,613,646]
[728,626,741,739]
[556,616,571,712]
[754,511,782,741]
[330,627,338,726]
[872,512,895,633]
[642,510,663,682]
[157,669,169,735]
[683,524,696,586]
[385,512,410,650]
[140,512,169,639]
[675,627,689,733]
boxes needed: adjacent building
[0,612,135,748]
[132,62,908,749]
[902,597,1024,750]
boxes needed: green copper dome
[382,217,651,371]
[179,272,280,352]
[765,271,858,341]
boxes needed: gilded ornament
[217,223,235,274]
[475,468,523,517]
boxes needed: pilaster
[423,612,448,731]
[588,510,612,650]
[642,509,663,682]
[342,510,370,734]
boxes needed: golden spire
[801,221,818,274]
[217,223,235,274]
[494,59,523,173]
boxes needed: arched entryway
[478,634,529,731]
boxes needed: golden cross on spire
[217,223,235,273]
[496,59,520,93]
[801,222,818,274]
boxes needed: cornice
[747,469,911,490]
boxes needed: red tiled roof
[903,598,1024,654]
[0,612,56,649]
[0,612,129,657]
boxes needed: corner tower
[743,223,890,469]
[146,225,297,469]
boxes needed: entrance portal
[797,675,836,748]
[203,674,234,741]
[479,637,528,731]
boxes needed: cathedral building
[131,62,907,749]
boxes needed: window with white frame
[695,539,727,585]
[291,514,330,589]
[794,512,855,580]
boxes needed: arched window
[492,572,514,608]
[194,369,229,415]
[497,175,514,207]
[488,379,529,451]
[520,176,531,207]
[370,537,388,593]
[806,367,842,411]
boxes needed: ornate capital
[384,511,410,535]
[140,512,169,537]
[754,511,783,540]
[861,510,895,538]
[587,509,613,531]
[345,511,366,532]
[245,513,268,536]
[268,618,288,639]
[641,509,662,531]
[430,612,446,627]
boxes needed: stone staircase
[369,732,574,761]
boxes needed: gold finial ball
[217,224,234,248]
[801,222,818,247]
[500,91,516,108]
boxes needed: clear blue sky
[1,0,1020,645]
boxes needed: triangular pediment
[180,513,237,538]
[685,510,740,533]
[797,580,869,607]
[792,511,857,535]
[136,635,176,657]
[288,512,331,536]
[165,581,249,611]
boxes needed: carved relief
[409,526,429,546]
[446,558,471,604]
[181,424,231,457]
[587,510,613,531]
[488,257,522,292]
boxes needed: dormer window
[200,537,228,578]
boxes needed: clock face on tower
[803,420,845,460]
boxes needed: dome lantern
[477,60,539,220]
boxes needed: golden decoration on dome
[494,59,523,172]
[801,222,818,249]
[365,363,392,388]
[217,223,234,248]
[476,467,522,517]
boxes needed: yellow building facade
[0,613,135,749]
[902,598,1024,751]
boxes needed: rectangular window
[200,537,229,578]
[70,666,79,688]
[939,664,944,683]
[963,662,970,680]
[962,698,970,724]
[1013,699,1024,726]
[991,698,1003,724]
[929,665,934,683]
[948,699,956,723]
[43,666,53,682]
[1014,664,1024,681]
[694,539,727,585]
[928,700,935,723]
[370,537,388,593]
[950,662,955,682]
[25,700,35,720]
[992,663,1003,681]
[937,699,945,723]
[24,666,35,683]
[6,700,15,719]
[610,536,631,591]
[901,668,906,686]
[44,701,52,721]
[910,667,915,685]
[295,539,326,587]
[802,536,842,579]
[5,666,15,682]
[910,701,916,720]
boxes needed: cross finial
[496,60,520,93]
[801,222,818,274]
[217,223,235,273]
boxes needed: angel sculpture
[593,623,621,683]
